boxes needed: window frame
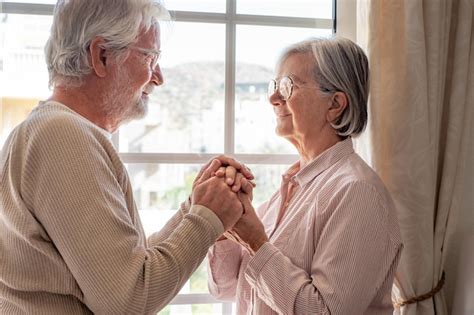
[1,1,335,313]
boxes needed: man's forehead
[137,24,161,46]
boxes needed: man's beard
[103,68,150,124]
[122,93,149,124]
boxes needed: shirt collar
[288,137,354,187]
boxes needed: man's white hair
[45,0,170,88]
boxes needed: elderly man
[0,0,253,314]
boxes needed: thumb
[197,159,221,184]
[238,192,254,214]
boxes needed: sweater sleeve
[147,197,191,246]
[22,116,223,314]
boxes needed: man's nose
[151,64,164,86]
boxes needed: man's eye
[140,52,152,62]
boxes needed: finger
[241,164,254,180]
[238,192,254,214]
[232,173,244,192]
[240,178,253,194]
[215,166,226,177]
[214,155,254,180]
[195,159,214,181]
[223,166,236,186]
[198,159,222,184]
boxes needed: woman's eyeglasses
[268,76,331,101]
[268,76,294,101]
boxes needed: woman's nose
[268,90,284,106]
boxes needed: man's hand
[192,176,243,231]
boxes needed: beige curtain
[355,0,474,314]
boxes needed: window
[0,1,334,314]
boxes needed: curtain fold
[355,0,473,314]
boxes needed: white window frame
[1,1,335,313]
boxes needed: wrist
[249,236,268,255]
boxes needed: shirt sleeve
[244,181,394,315]
[22,117,223,314]
[207,239,244,300]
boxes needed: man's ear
[327,91,348,123]
[89,37,108,78]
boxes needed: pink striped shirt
[207,138,402,315]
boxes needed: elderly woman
[207,37,403,315]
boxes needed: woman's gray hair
[278,37,369,137]
[45,0,170,88]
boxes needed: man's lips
[143,86,155,95]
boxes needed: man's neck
[49,84,120,132]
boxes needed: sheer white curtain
[355,0,474,314]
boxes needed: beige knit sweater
[0,101,224,314]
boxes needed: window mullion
[224,0,236,156]
[1,2,54,15]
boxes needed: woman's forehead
[277,53,315,80]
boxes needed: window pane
[165,0,225,13]
[248,163,290,207]
[235,25,331,154]
[0,14,51,147]
[237,0,333,19]
[119,22,225,153]
[126,163,197,213]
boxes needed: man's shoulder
[27,101,90,130]
[25,101,108,142]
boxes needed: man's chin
[134,103,148,120]
[124,101,148,123]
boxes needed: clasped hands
[191,156,268,254]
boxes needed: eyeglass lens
[267,77,292,100]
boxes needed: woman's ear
[89,37,108,78]
[327,91,348,123]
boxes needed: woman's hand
[225,192,268,255]
[215,166,255,199]
[192,155,254,193]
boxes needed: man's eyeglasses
[268,76,294,101]
[128,46,161,70]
